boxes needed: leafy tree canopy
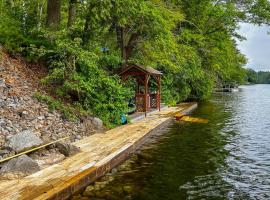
[1,0,270,125]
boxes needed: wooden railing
[135,93,149,112]
[135,93,160,112]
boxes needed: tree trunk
[124,33,139,64]
[82,3,95,45]
[82,15,91,45]
[67,0,77,28]
[115,25,125,62]
[46,0,61,29]
[37,2,44,31]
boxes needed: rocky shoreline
[0,50,104,179]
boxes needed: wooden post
[158,75,161,111]
[144,74,149,117]
[136,79,140,93]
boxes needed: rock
[0,99,5,107]
[91,117,103,131]
[7,130,43,153]
[72,196,89,200]
[34,153,65,169]
[0,78,7,93]
[0,66,5,72]
[95,190,111,199]
[7,103,19,108]
[0,135,6,147]
[83,185,95,197]
[0,118,5,126]
[111,168,118,174]
[0,155,40,176]
[0,149,10,156]
[75,135,82,140]
[37,116,45,120]
[18,110,28,118]
[122,185,133,194]
[3,151,15,158]
[56,142,80,157]
[94,181,107,190]
[81,117,93,133]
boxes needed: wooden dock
[0,103,197,200]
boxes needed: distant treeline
[246,69,270,84]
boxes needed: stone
[7,103,19,108]
[0,155,40,176]
[83,185,95,197]
[122,185,133,194]
[7,130,43,153]
[37,116,45,120]
[72,196,89,200]
[91,117,103,131]
[56,142,80,157]
[0,118,5,125]
[75,135,82,140]
[0,78,7,93]
[94,182,107,190]
[17,110,28,118]
[0,66,5,72]
[0,149,10,156]
[34,153,65,168]
[111,168,118,174]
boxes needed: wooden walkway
[0,103,197,200]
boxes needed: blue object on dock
[121,114,127,125]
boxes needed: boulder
[91,117,103,131]
[7,130,43,153]
[0,155,40,176]
[56,142,80,157]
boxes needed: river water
[74,85,270,200]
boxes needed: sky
[237,23,270,72]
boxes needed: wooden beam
[122,72,145,76]
[144,74,149,116]
[158,75,161,111]
[136,76,145,85]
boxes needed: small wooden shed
[119,64,162,116]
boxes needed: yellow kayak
[174,113,209,124]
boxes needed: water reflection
[73,85,270,200]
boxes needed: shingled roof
[119,64,162,75]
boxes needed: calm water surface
[75,85,270,200]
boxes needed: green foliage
[0,4,23,51]
[34,92,88,121]
[2,0,270,126]
[39,36,132,126]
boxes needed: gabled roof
[119,64,162,76]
